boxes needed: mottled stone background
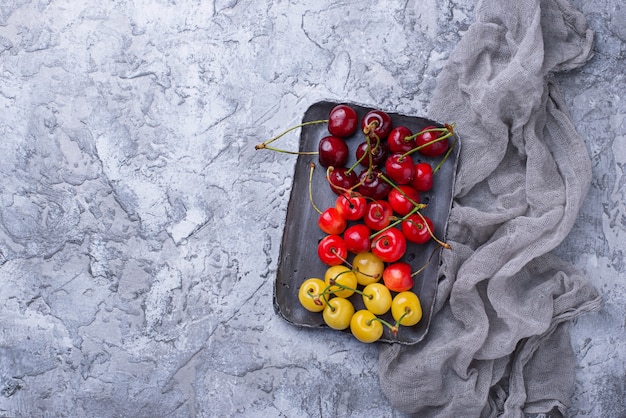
[0,0,623,417]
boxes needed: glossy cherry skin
[323,297,355,330]
[335,192,367,221]
[343,224,371,254]
[382,262,414,292]
[362,282,392,315]
[318,207,347,235]
[387,185,421,216]
[364,200,393,231]
[385,153,415,185]
[401,214,434,244]
[391,291,422,326]
[371,227,406,263]
[358,169,392,200]
[317,234,348,266]
[387,126,416,154]
[415,125,448,157]
[328,104,358,138]
[410,162,434,192]
[361,109,393,140]
[318,136,349,168]
[352,251,384,286]
[350,309,383,343]
[355,140,387,168]
[328,167,358,195]
[298,278,328,312]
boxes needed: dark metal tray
[274,101,459,344]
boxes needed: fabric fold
[378,0,601,416]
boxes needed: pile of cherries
[258,104,455,343]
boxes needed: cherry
[387,185,421,216]
[317,234,348,266]
[355,140,387,168]
[358,169,391,200]
[343,224,371,254]
[362,282,392,315]
[363,200,393,231]
[382,262,414,292]
[324,265,357,298]
[323,297,355,330]
[350,309,383,343]
[327,104,358,138]
[410,162,434,192]
[391,291,422,326]
[401,213,434,244]
[317,207,347,235]
[385,153,415,185]
[415,125,448,157]
[371,227,406,263]
[318,136,349,168]
[327,167,358,195]
[361,109,392,140]
[335,192,367,221]
[387,126,416,154]
[352,251,384,286]
[298,278,328,312]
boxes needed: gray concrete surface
[0,1,623,417]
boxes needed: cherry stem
[308,163,323,215]
[401,123,456,159]
[255,119,328,151]
[392,308,411,331]
[432,135,459,175]
[412,211,451,249]
[369,317,399,336]
[410,244,445,277]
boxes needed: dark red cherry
[318,136,349,168]
[355,140,388,168]
[328,167,358,195]
[387,126,416,154]
[361,110,392,140]
[410,162,434,192]
[415,126,448,157]
[385,153,415,185]
[328,104,358,138]
[358,169,391,200]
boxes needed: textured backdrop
[0,0,623,417]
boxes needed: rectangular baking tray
[274,101,459,344]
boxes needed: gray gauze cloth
[378,0,602,416]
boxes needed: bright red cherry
[387,185,420,216]
[335,192,367,221]
[327,167,358,195]
[371,228,407,263]
[382,262,414,292]
[385,153,415,185]
[355,140,387,168]
[361,110,392,140]
[318,136,349,168]
[318,207,347,235]
[410,162,434,192]
[363,200,393,231]
[317,234,348,266]
[358,169,391,200]
[401,214,434,244]
[328,104,358,138]
[387,126,416,153]
[343,224,371,254]
[415,126,448,157]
